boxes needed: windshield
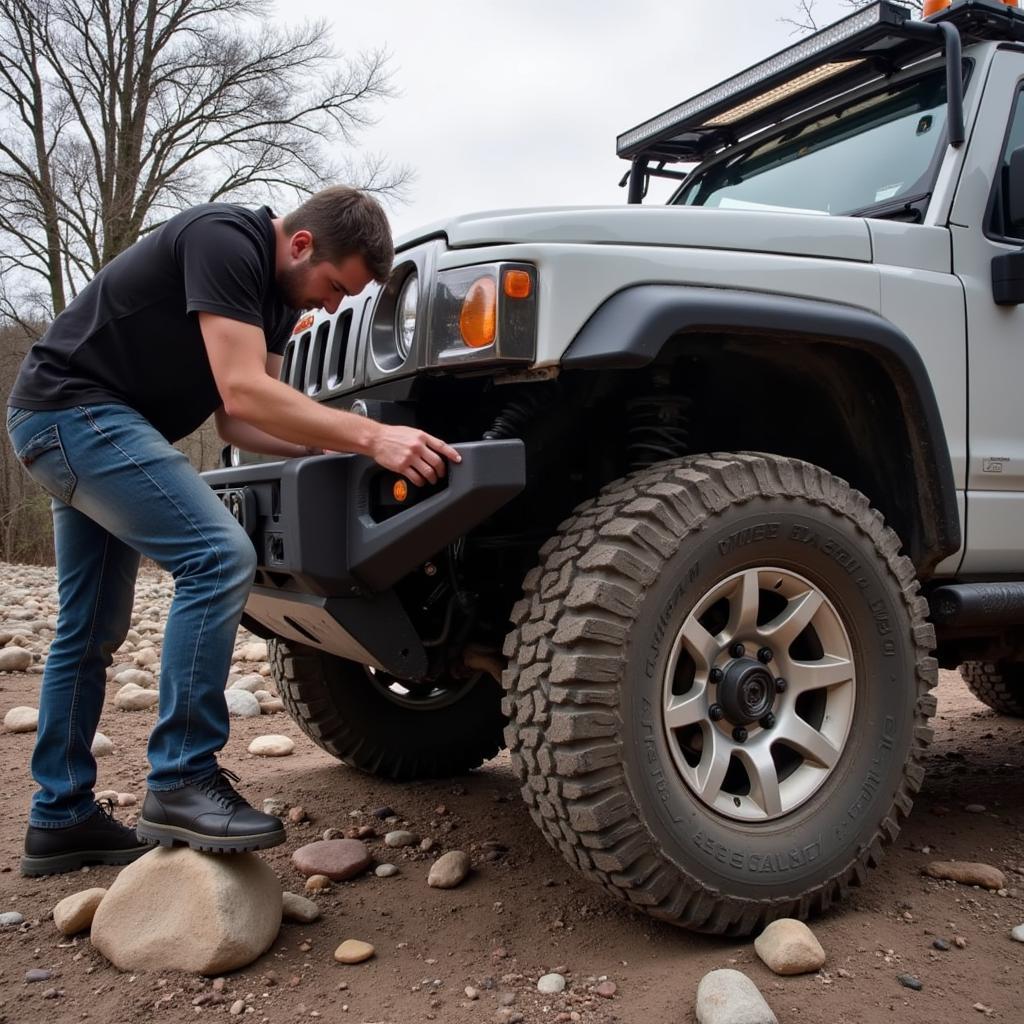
[674,67,949,216]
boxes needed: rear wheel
[959,660,1024,717]
[272,640,507,780]
[502,453,937,934]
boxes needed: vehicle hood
[395,205,873,263]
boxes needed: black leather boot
[136,767,285,853]
[21,800,154,876]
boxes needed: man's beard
[277,263,311,310]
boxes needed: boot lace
[96,796,118,821]
[196,767,248,811]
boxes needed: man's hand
[369,424,462,486]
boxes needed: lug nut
[708,704,724,722]
[732,726,748,743]
[729,642,746,659]
[709,668,723,684]
[774,677,787,693]
[757,647,773,664]
[760,712,775,729]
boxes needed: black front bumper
[202,440,526,679]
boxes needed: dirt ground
[0,593,1022,1023]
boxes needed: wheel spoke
[736,742,783,817]
[760,588,823,649]
[664,689,708,731]
[784,653,854,696]
[679,614,718,672]
[694,729,731,804]
[775,714,841,769]
[726,569,761,639]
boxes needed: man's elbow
[220,381,261,423]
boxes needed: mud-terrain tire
[272,640,507,779]
[502,453,937,935]
[959,661,1024,717]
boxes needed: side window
[994,88,1024,239]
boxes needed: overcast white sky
[280,0,859,237]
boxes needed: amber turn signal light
[923,0,949,14]
[503,269,532,299]
[392,479,409,503]
[459,276,497,348]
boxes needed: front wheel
[959,660,1024,717]
[502,453,937,935]
[273,640,507,780]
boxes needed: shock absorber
[483,385,554,440]
[626,375,691,471]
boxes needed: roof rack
[618,0,1024,201]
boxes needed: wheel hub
[717,657,776,724]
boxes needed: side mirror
[993,250,1024,306]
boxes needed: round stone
[113,668,157,690]
[427,850,471,889]
[1011,923,1024,943]
[3,706,38,733]
[595,981,617,998]
[229,673,265,693]
[334,939,375,964]
[537,973,566,994]
[114,683,160,711]
[224,689,260,718]
[0,646,32,672]
[304,875,331,893]
[375,864,399,878]
[291,839,371,881]
[281,892,321,924]
[0,911,25,928]
[384,830,418,848]
[91,732,114,757]
[248,735,294,757]
[754,918,826,975]
[53,888,107,935]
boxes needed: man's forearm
[215,412,316,458]
[224,374,379,455]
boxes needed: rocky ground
[0,561,1022,1024]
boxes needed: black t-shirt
[9,204,298,441]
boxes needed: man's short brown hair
[283,186,394,283]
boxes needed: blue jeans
[5,403,257,827]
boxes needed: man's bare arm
[213,353,314,458]
[200,313,460,485]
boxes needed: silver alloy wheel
[363,666,481,711]
[662,566,856,822]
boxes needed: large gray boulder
[90,847,281,973]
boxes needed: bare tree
[0,0,409,326]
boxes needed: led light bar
[617,1,912,158]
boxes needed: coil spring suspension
[626,391,691,470]
[483,386,553,440]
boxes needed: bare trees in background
[0,0,407,562]
[0,0,408,328]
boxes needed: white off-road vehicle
[206,0,1024,934]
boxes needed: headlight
[395,273,418,361]
[427,263,537,368]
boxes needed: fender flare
[561,284,960,572]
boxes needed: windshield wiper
[846,191,931,223]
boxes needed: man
[5,186,460,876]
